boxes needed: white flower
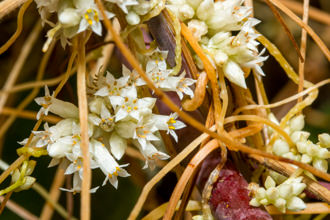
[175,71,195,99]
[75,0,114,36]
[89,103,115,132]
[95,71,130,97]
[64,144,99,178]
[187,19,208,41]
[133,120,159,149]
[60,172,99,194]
[140,58,174,89]
[134,140,170,169]
[35,86,79,119]
[92,140,130,188]
[35,86,54,119]
[152,112,186,142]
[32,123,52,148]
[109,87,156,122]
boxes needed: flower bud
[256,187,266,199]
[301,154,312,164]
[287,196,306,211]
[196,0,214,20]
[313,158,328,172]
[187,20,208,41]
[274,198,286,213]
[266,187,279,201]
[296,141,308,154]
[273,139,290,156]
[265,176,276,189]
[15,176,36,192]
[209,32,231,45]
[269,171,286,184]
[134,2,152,15]
[50,98,79,119]
[11,169,20,183]
[317,148,330,159]
[48,142,73,158]
[223,60,247,89]
[187,0,203,10]
[291,183,306,196]
[289,115,305,132]
[249,198,260,207]
[259,198,270,205]
[58,8,80,28]
[26,160,36,176]
[306,142,318,157]
[126,11,140,25]
[278,184,292,199]
[178,4,195,21]
[290,131,309,144]
[319,133,330,148]
[214,50,228,65]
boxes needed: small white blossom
[152,112,186,142]
[92,140,130,188]
[60,172,99,194]
[109,87,155,122]
[95,70,130,97]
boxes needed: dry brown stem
[266,203,330,215]
[266,0,330,61]
[0,195,38,220]
[40,167,65,220]
[297,0,309,103]
[0,20,41,113]
[182,72,208,111]
[264,0,304,61]
[164,139,219,219]
[280,0,330,25]
[77,34,91,220]
[1,107,61,124]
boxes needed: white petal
[109,132,127,160]
[223,60,247,89]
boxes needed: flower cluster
[136,48,196,100]
[167,0,267,89]
[249,176,306,213]
[20,49,193,193]
[34,0,158,50]
[269,114,330,173]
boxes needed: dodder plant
[0,0,329,219]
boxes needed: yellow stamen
[168,125,176,130]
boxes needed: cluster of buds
[0,160,37,196]
[269,114,330,173]
[34,0,157,50]
[11,161,37,192]
[249,176,306,213]
[167,0,267,89]
[19,48,194,193]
